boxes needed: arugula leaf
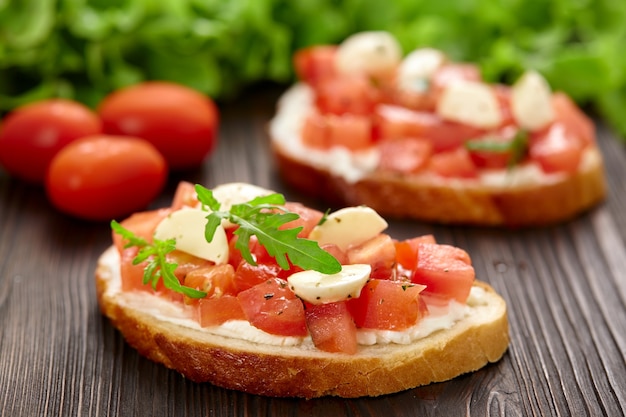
[3,1,626,142]
[110,220,207,299]
[195,184,342,275]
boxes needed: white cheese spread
[101,247,482,348]
[269,83,595,187]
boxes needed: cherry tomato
[98,82,219,170]
[0,99,102,183]
[46,135,167,221]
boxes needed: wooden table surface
[1,85,625,417]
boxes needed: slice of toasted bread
[96,246,509,398]
[268,84,607,226]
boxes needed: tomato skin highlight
[98,81,219,170]
[0,99,102,184]
[237,278,308,337]
[46,135,167,221]
[305,301,358,354]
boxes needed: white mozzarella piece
[436,80,503,129]
[511,70,555,131]
[287,264,371,304]
[397,48,447,92]
[308,206,388,251]
[335,31,402,77]
[211,182,275,211]
[154,208,229,264]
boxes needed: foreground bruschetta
[96,182,509,398]
[268,31,606,226]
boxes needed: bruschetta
[96,182,509,398]
[268,31,606,226]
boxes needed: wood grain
[0,84,624,416]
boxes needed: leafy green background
[2,0,625,138]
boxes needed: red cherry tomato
[46,135,167,221]
[0,99,102,183]
[98,81,219,170]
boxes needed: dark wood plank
[1,84,625,416]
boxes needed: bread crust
[272,140,606,226]
[268,84,607,227]
[96,246,509,398]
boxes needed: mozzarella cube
[335,31,402,77]
[436,80,503,129]
[287,264,371,304]
[211,182,275,211]
[511,70,555,131]
[154,208,229,264]
[397,48,447,92]
[308,206,388,251]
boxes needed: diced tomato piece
[428,147,479,178]
[378,137,433,173]
[394,235,436,269]
[304,301,357,354]
[293,45,338,86]
[183,263,237,304]
[234,260,283,292]
[301,112,373,151]
[347,234,397,280]
[386,85,437,112]
[119,246,184,302]
[167,250,213,282]
[171,181,199,210]
[467,125,522,169]
[120,247,148,292]
[431,63,482,91]
[529,123,584,174]
[112,208,171,253]
[315,74,380,116]
[492,84,515,127]
[375,104,485,152]
[196,295,246,327]
[301,111,330,149]
[327,114,373,150]
[412,243,475,305]
[551,92,594,147]
[321,244,349,265]
[229,234,273,268]
[347,279,427,330]
[237,278,308,337]
[280,202,324,238]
